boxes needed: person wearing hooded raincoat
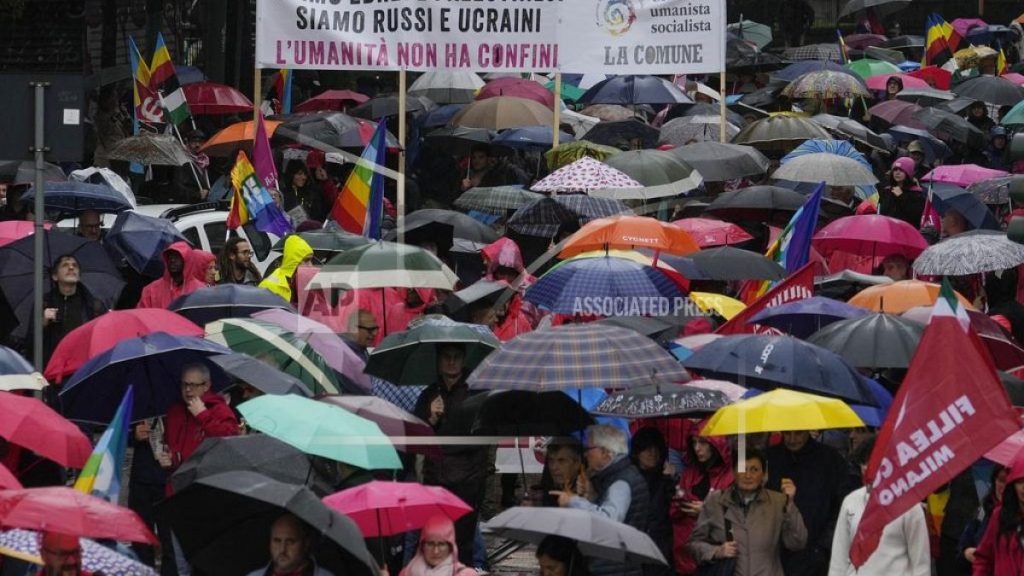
[186,249,217,287]
[399,514,478,576]
[386,288,436,335]
[260,235,313,304]
[138,241,206,309]
[972,452,1024,576]
[671,429,734,575]
[480,237,538,341]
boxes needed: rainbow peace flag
[74,386,133,502]
[330,119,388,239]
[227,150,293,237]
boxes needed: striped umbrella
[306,241,458,292]
[467,324,689,391]
[454,186,544,214]
[204,318,341,395]
[366,317,501,385]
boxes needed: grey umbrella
[732,116,832,151]
[953,76,1024,107]
[913,230,1024,276]
[839,0,911,18]
[670,142,769,182]
[772,153,878,186]
[895,87,956,106]
[659,116,741,145]
[483,507,668,566]
[911,108,985,146]
[106,132,192,166]
[597,150,703,200]
[808,313,924,369]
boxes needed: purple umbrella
[748,296,872,339]
[251,309,370,393]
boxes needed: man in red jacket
[158,362,239,485]
[37,531,94,576]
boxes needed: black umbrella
[106,210,188,277]
[384,220,455,258]
[162,471,377,576]
[0,229,124,341]
[422,125,493,156]
[999,372,1024,406]
[592,383,729,418]
[592,315,688,345]
[444,280,513,318]
[170,435,332,496]
[670,246,786,281]
[272,228,372,259]
[807,314,924,369]
[704,186,807,221]
[450,390,594,436]
[208,352,313,397]
[399,209,499,244]
[670,142,769,182]
[168,284,295,326]
[349,94,435,119]
[953,76,1024,107]
[578,75,692,105]
[273,111,399,149]
[581,119,660,150]
[911,108,985,146]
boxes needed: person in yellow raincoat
[259,235,313,304]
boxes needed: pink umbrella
[181,82,252,115]
[865,74,930,91]
[250,309,371,392]
[844,34,887,50]
[867,100,925,128]
[921,164,1009,188]
[477,78,555,109]
[813,214,929,261]
[985,429,1024,467]
[532,156,642,193]
[951,18,987,39]
[295,89,370,112]
[0,462,21,490]
[323,481,471,538]
[0,221,51,247]
[672,218,753,247]
[1003,73,1024,86]
[686,379,748,402]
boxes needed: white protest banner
[559,0,726,74]
[256,0,726,74]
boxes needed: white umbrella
[913,230,1024,276]
[559,108,601,138]
[408,71,484,104]
[771,153,878,186]
[69,167,137,208]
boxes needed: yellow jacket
[259,235,313,303]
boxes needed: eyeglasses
[181,380,209,389]
[42,547,81,559]
[236,250,253,256]
[358,325,379,334]
[422,541,450,550]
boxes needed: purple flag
[253,111,279,192]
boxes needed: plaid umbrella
[532,156,642,194]
[784,43,844,62]
[912,230,1024,276]
[454,186,543,214]
[467,323,689,391]
[782,71,871,100]
[525,256,684,314]
[507,195,633,237]
[0,529,157,576]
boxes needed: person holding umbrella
[671,432,734,575]
[244,513,336,576]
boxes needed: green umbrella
[238,394,402,470]
[727,20,773,49]
[306,241,459,292]
[366,315,501,385]
[454,186,544,214]
[204,318,341,394]
[599,149,704,199]
[544,81,587,102]
[544,141,621,170]
[1001,99,1024,126]
[845,59,901,80]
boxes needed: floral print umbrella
[531,156,642,194]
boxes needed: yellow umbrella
[689,292,745,320]
[702,388,864,436]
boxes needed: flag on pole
[150,32,192,126]
[227,151,293,237]
[924,14,954,67]
[329,119,388,239]
[73,386,133,502]
[716,263,815,335]
[837,30,850,64]
[127,36,155,174]
[253,111,279,192]
[270,69,293,115]
[920,184,941,231]
[849,278,1018,567]
[997,41,1009,75]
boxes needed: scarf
[403,554,455,576]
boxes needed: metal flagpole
[398,68,407,244]
[31,81,49,373]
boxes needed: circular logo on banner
[141,96,163,123]
[595,0,637,36]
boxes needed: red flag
[849,310,1019,566]
[715,264,814,335]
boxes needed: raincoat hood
[482,237,535,288]
[185,249,216,285]
[1007,451,1024,484]
[684,425,732,470]
[280,235,314,276]
[162,241,193,282]
[399,514,475,576]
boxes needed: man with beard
[245,514,335,576]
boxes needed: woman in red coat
[670,431,734,574]
[973,452,1024,576]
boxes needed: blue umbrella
[22,181,132,215]
[168,285,295,326]
[578,75,692,105]
[681,334,877,405]
[781,139,874,199]
[60,332,232,424]
[106,211,189,277]
[419,103,466,128]
[886,125,952,163]
[929,183,1000,231]
[525,256,684,315]
[897,61,921,72]
[772,60,850,82]
[493,127,575,149]
[0,344,42,391]
[850,378,892,427]
[748,296,871,339]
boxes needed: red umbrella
[477,78,555,109]
[322,481,471,538]
[813,215,928,262]
[45,309,203,383]
[985,429,1024,466]
[866,100,925,128]
[0,392,92,469]
[903,305,1024,371]
[671,218,753,247]
[0,222,50,247]
[906,66,952,90]
[844,34,887,50]
[318,395,436,455]
[0,487,157,544]
[295,89,370,112]
[181,82,253,115]
[0,462,21,490]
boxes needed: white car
[58,202,282,276]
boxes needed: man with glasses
[76,210,103,242]
[38,531,93,576]
[158,363,239,481]
[343,309,379,361]
[219,237,261,286]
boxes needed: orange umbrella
[848,280,974,314]
[559,215,700,258]
[199,119,282,157]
